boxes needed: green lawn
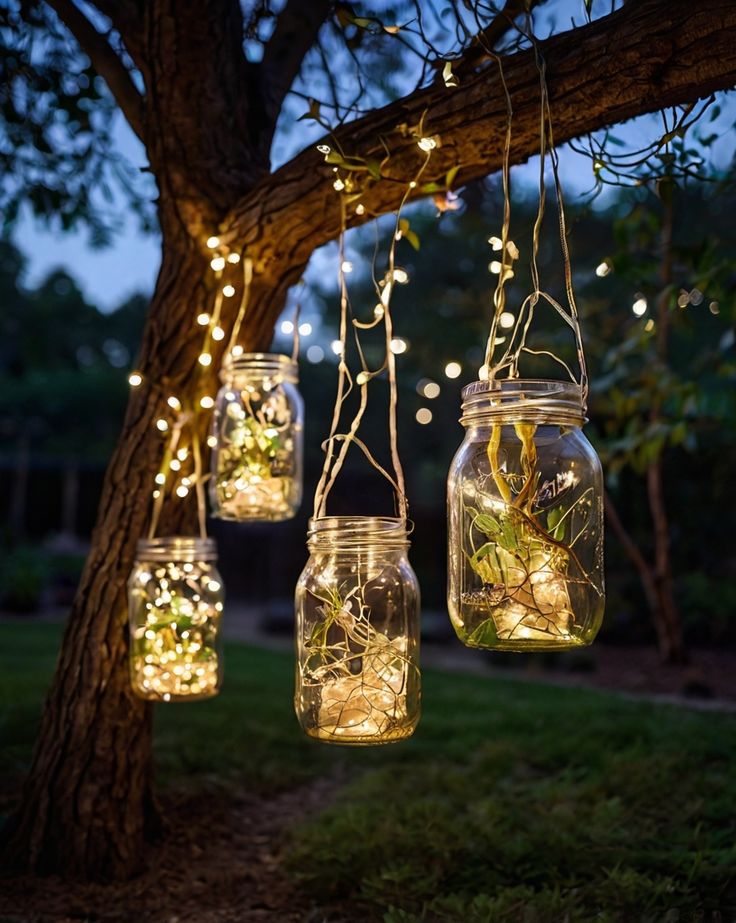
[2,621,735,920]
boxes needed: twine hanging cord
[313,150,433,522]
[481,22,588,405]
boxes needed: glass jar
[447,380,604,651]
[209,352,303,522]
[295,517,421,745]
[128,537,224,701]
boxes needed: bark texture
[3,0,734,880]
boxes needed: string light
[128,371,143,387]
[212,326,225,341]
[499,312,515,329]
[170,459,181,471]
[595,260,611,277]
[222,285,235,297]
[417,379,440,399]
[227,253,240,264]
[389,337,408,355]
[390,268,409,284]
[444,361,462,379]
[167,396,181,411]
[416,408,433,424]
[176,485,189,498]
[417,136,438,152]
[206,236,220,249]
[210,256,226,271]
[231,345,244,357]
[280,320,294,335]
[330,339,343,356]
[155,473,166,485]
[177,448,189,461]
[200,395,215,409]
[632,296,648,317]
[156,419,169,432]
[341,260,354,274]
[207,435,218,448]
[299,322,313,336]
[373,305,384,319]
[199,353,213,367]
[197,313,210,326]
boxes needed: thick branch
[221,0,736,297]
[260,0,333,124]
[45,0,145,140]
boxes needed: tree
[1,0,735,881]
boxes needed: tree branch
[604,489,658,616]
[220,0,736,324]
[45,0,145,140]
[456,0,545,75]
[260,0,333,124]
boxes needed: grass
[2,621,736,920]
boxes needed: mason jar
[209,352,303,522]
[447,379,604,651]
[295,517,421,745]
[128,537,224,701]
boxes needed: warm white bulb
[212,326,225,341]
[128,371,143,387]
[356,371,369,385]
[389,337,408,355]
[417,136,437,152]
[341,260,353,274]
[499,311,515,329]
[595,261,611,277]
[198,353,212,367]
[416,408,433,424]
[227,253,241,264]
[280,320,294,335]
[210,256,226,271]
[167,396,181,411]
[222,284,235,297]
[156,419,169,432]
[299,322,312,336]
[632,297,647,317]
[330,339,344,356]
[200,395,215,409]
[207,435,218,448]
[444,361,462,379]
[169,459,181,472]
[206,236,220,249]
[176,485,189,498]
[155,472,166,485]
[423,381,440,399]
[197,313,210,326]
[373,304,384,319]
[177,447,188,461]
[231,345,244,357]
[391,268,409,284]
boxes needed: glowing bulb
[423,381,440,399]
[499,311,515,329]
[206,236,220,249]
[333,178,345,191]
[156,419,169,432]
[177,448,188,461]
[391,268,409,284]
[478,365,489,381]
[128,371,143,387]
[356,371,369,385]
[644,318,655,332]
[227,253,240,264]
[306,345,323,363]
[355,204,365,216]
[167,396,181,411]
[152,489,161,499]
[231,345,244,357]
[210,256,226,271]
[317,144,331,155]
[595,261,611,277]
[222,284,235,297]
[155,473,166,485]
[199,352,212,367]
[170,459,181,471]
[299,322,312,336]
[200,395,215,409]
[444,361,462,379]
[390,337,408,355]
[330,339,343,356]
[416,407,432,424]
[488,236,503,251]
[176,485,189,498]
[280,320,294,335]
[490,261,503,274]
[632,297,647,317]
[212,326,225,341]
[417,136,437,152]
[197,313,210,326]
[341,260,353,274]
[374,304,384,319]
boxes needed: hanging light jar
[447,379,604,651]
[128,537,224,701]
[210,353,303,522]
[295,517,421,745]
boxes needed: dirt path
[0,774,353,923]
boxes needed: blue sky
[12,3,736,313]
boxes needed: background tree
[1,0,735,881]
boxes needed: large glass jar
[128,537,224,701]
[447,380,604,651]
[209,353,303,522]
[295,517,421,745]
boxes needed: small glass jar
[128,537,224,701]
[447,380,604,651]
[295,517,421,745]
[209,353,303,522]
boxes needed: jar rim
[222,352,298,383]
[307,516,411,548]
[135,536,218,562]
[460,378,585,425]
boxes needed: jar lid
[221,352,298,384]
[135,536,218,563]
[307,516,411,550]
[460,378,585,426]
